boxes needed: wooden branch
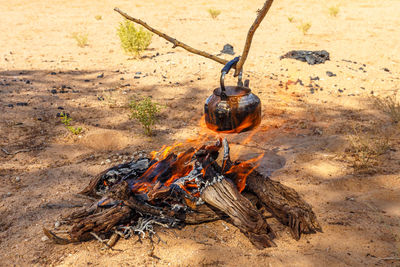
[246,170,322,240]
[234,0,274,76]
[114,8,228,66]
[201,178,276,248]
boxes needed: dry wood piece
[234,0,274,76]
[201,178,276,248]
[246,171,322,240]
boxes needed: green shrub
[298,22,311,35]
[287,16,294,23]
[60,112,83,135]
[71,32,88,48]
[129,97,162,136]
[208,8,221,19]
[117,20,152,57]
[328,6,340,17]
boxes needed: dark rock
[16,102,28,106]
[97,73,104,78]
[120,77,124,80]
[7,104,13,108]
[51,89,57,94]
[338,89,343,93]
[97,96,104,101]
[220,44,235,55]
[280,50,330,65]
[50,72,57,75]
[326,71,336,77]
[297,79,304,86]
[57,106,64,110]
[383,68,390,72]
[25,80,31,84]
[135,72,142,75]
[310,76,319,81]
[134,76,140,79]
[84,79,90,82]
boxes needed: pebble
[41,236,49,242]
[6,192,12,197]
[100,161,105,165]
[16,102,28,106]
[51,89,57,94]
[15,176,20,182]
[326,71,337,77]
[7,104,14,108]
[134,76,140,79]
[54,221,61,228]
[118,155,122,160]
[383,68,390,72]
[97,73,104,78]
[105,159,111,163]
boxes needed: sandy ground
[1,0,400,266]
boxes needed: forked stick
[234,0,274,76]
[114,8,228,66]
[114,0,274,76]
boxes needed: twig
[114,8,228,66]
[234,0,274,76]
[379,257,400,261]
[1,147,33,155]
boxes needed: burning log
[45,138,321,249]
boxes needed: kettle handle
[220,57,243,97]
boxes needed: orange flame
[226,153,264,192]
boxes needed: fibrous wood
[201,178,276,248]
[246,171,322,240]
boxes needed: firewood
[201,178,276,248]
[246,171,322,240]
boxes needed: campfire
[44,136,321,249]
[44,0,322,249]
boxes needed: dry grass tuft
[347,123,392,174]
[373,92,400,124]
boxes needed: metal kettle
[204,57,261,133]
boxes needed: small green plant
[287,16,294,23]
[298,22,311,35]
[71,32,88,48]
[60,112,83,135]
[328,6,340,17]
[117,20,152,57]
[373,93,400,123]
[94,15,102,20]
[129,97,162,136]
[208,8,221,19]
